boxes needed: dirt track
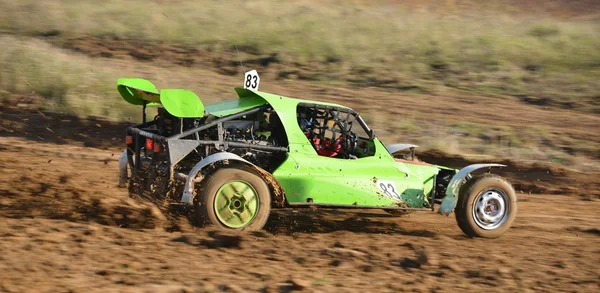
[1,112,600,292]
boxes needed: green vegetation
[1,0,599,113]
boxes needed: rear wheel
[455,174,517,238]
[195,166,271,231]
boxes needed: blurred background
[1,0,599,170]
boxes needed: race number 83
[377,180,402,201]
[244,70,260,90]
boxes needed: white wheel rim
[472,189,509,230]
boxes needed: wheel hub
[232,199,242,209]
[473,189,508,230]
[214,180,259,228]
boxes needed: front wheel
[455,174,517,238]
[195,166,271,231]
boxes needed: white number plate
[243,70,260,90]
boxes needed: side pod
[438,164,506,215]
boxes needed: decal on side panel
[376,180,402,201]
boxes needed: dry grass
[0,0,598,112]
[0,36,141,120]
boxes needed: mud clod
[200,232,243,249]
[172,235,195,244]
[416,247,439,268]
[440,261,464,273]
[287,278,310,291]
[329,259,342,267]
[399,258,421,269]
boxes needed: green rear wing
[117,78,205,118]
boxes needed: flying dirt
[1,106,599,292]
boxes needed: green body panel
[273,139,439,208]
[160,89,205,118]
[396,160,441,206]
[117,78,161,106]
[205,95,267,117]
[232,88,441,208]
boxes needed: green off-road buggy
[117,70,517,238]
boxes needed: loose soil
[1,107,599,292]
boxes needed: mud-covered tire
[455,174,517,238]
[194,166,271,231]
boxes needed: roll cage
[126,105,289,172]
[297,102,375,159]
